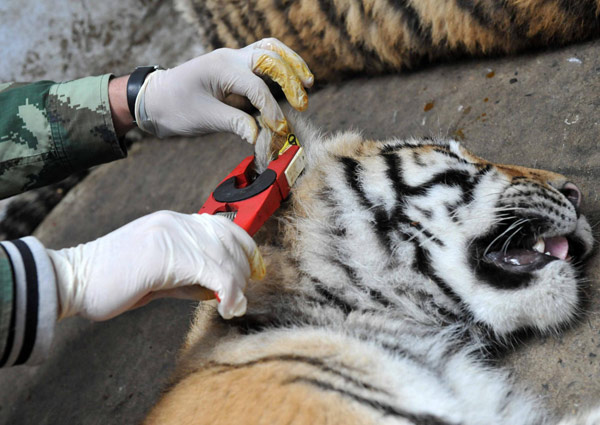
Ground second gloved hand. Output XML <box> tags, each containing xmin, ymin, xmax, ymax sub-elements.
<box><xmin>135</xmin><ymin>38</ymin><xmax>314</xmax><ymax>143</ymax></box>
<box><xmin>47</xmin><ymin>212</ymin><xmax>265</xmax><ymax>321</ymax></box>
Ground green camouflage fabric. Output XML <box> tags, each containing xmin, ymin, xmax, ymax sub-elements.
<box><xmin>0</xmin><ymin>246</ymin><xmax>13</xmax><ymax>364</ymax></box>
<box><xmin>0</xmin><ymin>74</ymin><xmax>126</xmax><ymax>199</ymax></box>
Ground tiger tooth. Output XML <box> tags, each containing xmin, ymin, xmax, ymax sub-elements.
<box><xmin>532</xmin><ymin>237</ymin><xmax>545</xmax><ymax>253</ymax></box>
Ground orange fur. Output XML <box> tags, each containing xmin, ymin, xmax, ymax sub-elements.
<box><xmin>177</xmin><ymin>0</ymin><xmax>600</xmax><ymax>81</ymax></box>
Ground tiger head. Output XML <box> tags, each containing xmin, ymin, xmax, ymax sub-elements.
<box><xmin>252</xmin><ymin>120</ymin><xmax>594</xmax><ymax>340</ymax></box>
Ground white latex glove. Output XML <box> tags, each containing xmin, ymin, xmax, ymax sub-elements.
<box><xmin>47</xmin><ymin>212</ymin><xmax>265</xmax><ymax>321</ymax></box>
<box><xmin>135</xmin><ymin>37</ymin><xmax>314</xmax><ymax>143</ymax></box>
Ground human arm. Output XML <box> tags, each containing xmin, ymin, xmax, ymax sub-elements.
<box><xmin>0</xmin><ymin>76</ymin><xmax>125</xmax><ymax>199</ymax></box>
<box><xmin>0</xmin><ymin>39</ymin><xmax>312</xmax><ymax>199</ymax></box>
<box><xmin>108</xmin><ymin>75</ymin><xmax>136</xmax><ymax>138</ymax></box>
<box><xmin>0</xmin><ymin>211</ymin><xmax>263</xmax><ymax>368</ymax></box>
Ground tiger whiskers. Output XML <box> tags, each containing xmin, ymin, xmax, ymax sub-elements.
<box><xmin>482</xmin><ymin>218</ymin><xmax>530</xmax><ymax>258</ymax></box>
<box><xmin>447</xmin><ymin>211</ymin><xmax>517</xmax><ymax>226</ymax></box>
<box><xmin>447</xmin><ymin>205</ymin><xmax>525</xmax><ymax>223</ymax></box>
<box><xmin>500</xmin><ymin>222</ymin><xmax>527</xmax><ymax>255</ymax></box>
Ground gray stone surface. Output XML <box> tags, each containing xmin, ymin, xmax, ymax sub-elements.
<box><xmin>0</xmin><ymin>0</ymin><xmax>206</xmax><ymax>82</ymax></box>
<box><xmin>1</xmin><ymin>1</ymin><xmax>600</xmax><ymax>423</ymax></box>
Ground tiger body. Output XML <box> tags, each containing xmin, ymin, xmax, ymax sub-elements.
<box><xmin>145</xmin><ymin>120</ymin><xmax>595</xmax><ymax>425</ymax></box>
<box><xmin>147</xmin><ymin>2</ymin><xmax>598</xmax><ymax>423</ymax></box>
<box><xmin>176</xmin><ymin>0</ymin><xmax>600</xmax><ymax>81</ymax></box>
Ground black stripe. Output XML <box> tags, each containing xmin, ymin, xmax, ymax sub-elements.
<box><xmin>310</xmin><ymin>270</ymin><xmax>397</xmax><ymax>318</ymax></box>
<box><xmin>315</xmin><ymin>0</ymin><xmax>383</xmax><ymax>71</ymax></box>
<box><xmin>386</xmin><ymin>0</ymin><xmax>433</xmax><ymax>45</ymax></box>
<box><xmin>383</xmin><ymin>155</ymin><xmax>412</xmax><ymax>219</ymax></box>
<box><xmin>409</xmin><ymin>221</ymin><xmax>444</xmax><ymax>247</ymax></box>
<box><xmin>192</xmin><ymin>2</ymin><xmax>225</xmax><ymax>48</ymax></box>
<box><xmin>345</xmin><ymin>149</ymin><xmax>466</xmax><ymax>252</ymax></box>
<box><xmin>238</xmin><ymin>0</ymin><xmax>261</xmax><ymax>42</ymax></box>
<box><xmin>431</xmin><ymin>147</ymin><xmax>470</xmax><ymax>163</ymax></box>
<box><xmin>380</xmin><ymin>141</ymin><xmax>420</xmax><ymax>155</ymax></box>
<box><xmin>382</xmin><ymin>151</ymin><xmax>435</xmax><ymax>245</ymax></box>
<box><xmin>12</xmin><ymin>240</ymin><xmax>38</xmax><ymax>365</ymax></box>
<box><xmin>272</xmin><ymin>0</ymin><xmax>315</xmax><ymax>54</ymax></box>
<box><xmin>350</xmin><ymin>328</ymin><xmax>443</xmax><ymax>373</ymax></box>
<box><xmin>286</xmin><ymin>377</ymin><xmax>456</xmax><ymax>424</ymax></box>
<box><xmin>340</xmin><ymin>156</ymin><xmax>399</xmax><ymax>251</ymax></box>
<box><xmin>372</xmin><ymin>209</ymin><xmax>397</xmax><ymax>249</ymax></box>
<box><xmin>412</xmin><ymin>241</ymin><xmax>463</xmax><ymax>305</ymax></box>
<box><xmin>341</xmin><ymin>156</ymin><xmax>371</xmax><ymax>209</ymax></box>
<box><xmin>382</xmin><ymin>150</ymin><xmax>427</xmax><ymax>199</ymax></box>
<box><xmin>412</xmin><ymin>150</ymin><xmax>427</xmax><ymax>167</ymax></box>
<box><xmin>209</xmin><ymin>354</ymin><xmax>390</xmax><ymax>395</ymax></box>
<box><xmin>461</xmin><ymin>165</ymin><xmax>491</xmax><ymax>204</ymax></box>
<box><xmin>368</xmin><ymin>288</ymin><xmax>393</xmax><ymax>308</ymax></box>
<box><xmin>314</xmin><ymin>284</ymin><xmax>355</xmax><ymax>315</ymax></box>
<box><xmin>454</xmin><ymin>0</ymin><xmax>506</xmax><ymax>34</ymax></box>
<box><xmin>420</xmin><ymin>170</ymin><xmax>474</xmax><ymax>192</ymax></box>
<box><xmin>455</xmin><ymin>0</ymin><xmax>536</xmax><ymax>42</ymax></box>
<box><xmin>317</xmin><ymin>185</ymin><xmax>339</xmax><ymax>210</ymax></box>
<box><xmin>554</xmin><ymin>0</ymin><xmax>600</xmax><ymax>37</ymax></box>
<box><xmin>216</xmin><ymin>6</ymin><xmax>248</xmax><ymax>48</ymax></box>
<box><xmin>329</xmin><ymin>256</ymin><xmax>361</xmax><ymax>288</ymax></box>
<box><xmin>415</xmin><ymin>206</ymin><xmax>433</xmax><ymax>219</ymax></box>
<box><xmin>340</xmin><ymin>148</ymin><xmax>483</xmax><ymax>307</ymax></box>
<box><xmin>329</xmin><ymin>254</ymin><xmax>397</xmax><ymax>310</ymax></box>
<box><xmin>0</xmin><ymin>245</ymin><xmax>17</xmax><ymax>368</ymax></box>
<box><xmin>401</xmin><ymin>166</ymin><xmax>486</xmax><ymax>214</ymax></box>
<box><xmin>226</xmin><ymin>314</ymin><xmax>268</xmax><ymax>334</ymax></box>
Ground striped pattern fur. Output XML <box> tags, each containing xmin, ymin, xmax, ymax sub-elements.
<box><xmin>145</xmin><ymin>119</ymin><xmax>596</xmax><ymax>424</ymax></box>
<box><xmin>176</xmin><ymin>0</ymin><xmax>600</xmax><ymax>81</ymax></box>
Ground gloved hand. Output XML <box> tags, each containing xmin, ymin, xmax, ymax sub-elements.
<box><xmin>47</xmin><ymin>212</ymin><xmax>265</xmax><ymax>321</ymax></box>
<box><xmin>135</xmin><ymin>37</ymin><xmax>314</xmax><ymax>143</ymax></box>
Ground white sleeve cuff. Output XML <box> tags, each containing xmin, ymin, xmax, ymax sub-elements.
<box><xmin>0</xmin><ymin>236</ymin><xmax>57</xmax><ymax>367</ymax></box>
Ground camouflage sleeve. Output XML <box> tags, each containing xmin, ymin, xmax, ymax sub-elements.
<box><xmin>0</xmin><ymin>75</ymin><xmax>127</xmax><ymax>199</ymax></box>
<box><xmin>0</xmin><ymin>237</ymin><xmax>58</xmax><ymax>368</ymax></box>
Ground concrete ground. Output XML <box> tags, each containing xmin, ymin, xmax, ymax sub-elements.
<box><xmin>1</xmin><ymin>1</ymin><xmax>600</xmax><ymax>423</ymax></box>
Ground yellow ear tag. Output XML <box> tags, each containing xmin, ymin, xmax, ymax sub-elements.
<box><xmin>278</xmin><ymin>133</ymin><xmax>301</xmax><ymax>156</ymax></box>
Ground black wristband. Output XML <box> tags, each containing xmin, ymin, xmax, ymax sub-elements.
<box><xmin>126</xmin><ymin>66</ymin><xmax>161</xmax><ymax>123</ymax></box>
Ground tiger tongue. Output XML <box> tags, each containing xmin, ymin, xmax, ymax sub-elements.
<box><xmin>543</xmin><ymin>236</ymin><xmax>569</xmax><ymax>260</ymax></box>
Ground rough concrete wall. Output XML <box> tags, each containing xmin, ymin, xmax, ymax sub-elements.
<box><xmin>0</xmin><ymin>0</ymin><xmax>205</xmax><ymax>82</ymax></box>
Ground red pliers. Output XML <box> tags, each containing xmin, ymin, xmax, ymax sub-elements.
<box><xmin>199</xmin><ymin>134</ymin><xmax>305</xmax><ymax>236</ymax></box>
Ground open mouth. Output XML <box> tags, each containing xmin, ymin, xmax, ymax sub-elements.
<box><xmin>484</xmin><ymin>235</ymin><xmax>570</xmax><ymax>273</ymax></box>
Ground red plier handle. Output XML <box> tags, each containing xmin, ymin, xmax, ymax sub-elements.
<box><xmin>199</xmin><ymin>134</ymin><xmax>305</xmax><ymax>236</ymax></box>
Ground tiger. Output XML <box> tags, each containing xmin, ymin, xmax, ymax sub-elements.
<box><xmin>143</xmin><ymin>118</ymin><xmax>597</xmax><ymax>425</ymax></box>
<box><xmin>175</xmin><ymin>0</ymin><xmax>600</xmax><ymax>82</ymax></box>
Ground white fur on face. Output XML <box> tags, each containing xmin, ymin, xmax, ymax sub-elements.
<box><xmin>282</xmin><ymin>121</ymin><xmax>593</xmax><ymax>337</ymax></box>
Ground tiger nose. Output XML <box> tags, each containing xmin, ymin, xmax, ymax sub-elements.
<box><xmin>560</xmin><ymin>182</ymin><xmax>582</xmax><ymax>211</ymax></box>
